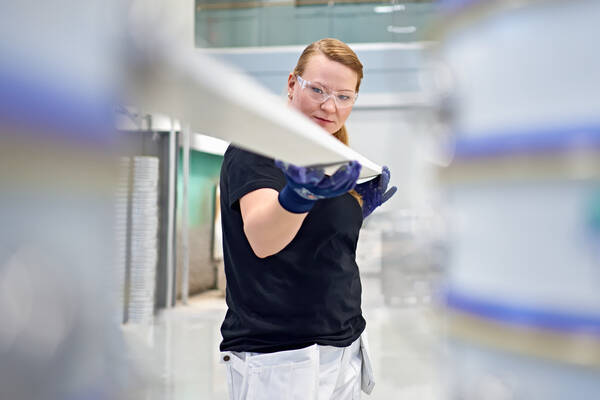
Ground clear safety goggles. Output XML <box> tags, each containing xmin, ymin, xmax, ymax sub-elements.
<box><xmin>296</xmin><ymin>75</ymin><xmax>358</xmax><ymax>109</ymax></box>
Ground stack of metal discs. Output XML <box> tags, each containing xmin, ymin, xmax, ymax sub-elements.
<box><xmin>113</xmin><ymin>157</ymin><xmax>131</xmax><ymax>324</ymax></box>
<box><xmin>127</xmin><ymin>156</ymin><xmax>160</xmax><ymax>324</ymax></box>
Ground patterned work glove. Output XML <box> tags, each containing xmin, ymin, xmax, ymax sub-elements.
<box><xmin>275</xmin><ymin>160</ymin><xmax>362</xmax><ymax>213</ymax></box>
<box><xmin>355</xmin><ymin>166</ymin><xmax>397</xmax><ymax>219</ymax></box>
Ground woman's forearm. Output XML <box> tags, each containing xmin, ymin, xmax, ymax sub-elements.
<box><xmin>240</xmin><ymin>188</ymin><xmax>308</xmax><ymax>258</ymax></box>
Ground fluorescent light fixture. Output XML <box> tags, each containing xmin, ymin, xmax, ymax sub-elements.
<box><xmin>374</xmin><ymin>4</ymin><xmax>406</xmax><ymax>13</ymax></box>
<box><xmin>387</xmin><ymin>25</ymin><xmax>417</xmax><ymax>34</ymax></box>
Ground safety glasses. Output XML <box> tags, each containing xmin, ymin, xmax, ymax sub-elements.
<box><xmin>296</xmin><ymin>75</ymin><xmax>358</xmax><ymax>109</ymax></box>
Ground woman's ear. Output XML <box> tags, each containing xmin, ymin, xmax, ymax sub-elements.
<box><xmin>287</xmin><ymin>73</ymin><xmax>296</xmax><ymax>98</ymax></box>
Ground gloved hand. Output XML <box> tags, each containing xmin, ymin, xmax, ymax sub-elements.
<box><xmin>275</xmin><ymin>160</ymin><xmax>362</xmax><ymax>213</ymax></box>
<box><xmin>355</xmin><ymin>166</ymin><xmax>397</xmax><ymax>219</ymax></box>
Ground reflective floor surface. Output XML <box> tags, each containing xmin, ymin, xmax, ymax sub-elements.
<box><xmin>121</xmin><ymin>272</ymin><xmax>444</xmax><ymax>400</ymax></box>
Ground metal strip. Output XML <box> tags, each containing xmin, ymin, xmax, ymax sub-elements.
<box><xmin>181</xmin><ymin>123</ymin><xmax>190</xmax><ymax>305</ymax></box>
<box><xmin>166</xmin><ymin>120</ymin><xmax>176</xmax><ymax>308</ymax></box>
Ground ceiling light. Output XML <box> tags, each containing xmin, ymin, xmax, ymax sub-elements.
<box><xmin>374</xmin><ymin>4</ymin><xmax>406</xmax><ymax>14</ymax></box>
<box><xmin>387</xmin><ymin>25</ymin><xmax>417</xmax><ymax>34</ymax></box>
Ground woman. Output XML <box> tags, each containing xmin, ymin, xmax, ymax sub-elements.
<box><xmin>219</xmin><ymin>38</ymin><xmax>396</xmax><ymax>400</ymax></box>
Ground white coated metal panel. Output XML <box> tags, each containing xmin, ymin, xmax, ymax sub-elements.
<box><xmin>125</xmin><ymin>46</ymin><xmax>382</xmax><ymax>179</ymax></box>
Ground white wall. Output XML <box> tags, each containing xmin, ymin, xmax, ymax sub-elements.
<box><xmin>347</xmin><ymin>108</ymin><xmax>440</xmax><ymax>211</ymax></box>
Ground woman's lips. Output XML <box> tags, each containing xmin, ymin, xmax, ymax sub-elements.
<box><xmin>313</xmin><ymin>116</ymin><xmax>333</xmax><ymax>124</ymax></box>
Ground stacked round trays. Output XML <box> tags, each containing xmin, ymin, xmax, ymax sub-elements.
<box><xmin>114</xmin><ymin>157</ymin><xmax>131</xmax><ymax>324</ymax></box>
<box><xmin>433</xmin><ymin>0</ymin><xmax>600</xmax><ymax>397</ymax></box>
<box><xmin>127</xmin><ymin>156</ymin><xmax>160</xmax><ymax>324</ymax></box>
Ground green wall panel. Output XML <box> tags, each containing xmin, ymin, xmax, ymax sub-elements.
<box><xmin>177</xmin><ymin>150</ymin><xmax>224</xmax><ymax>228</ymax></box>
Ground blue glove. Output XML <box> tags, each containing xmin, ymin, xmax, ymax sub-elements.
<box><xmin>275</xmin><ymin>160</ymin><xmax>362</xmax><ymax>213</ymax></box>
<box><xmin>355</xmin><ymin>166</ymin><xmax>397</xmax><ymax>219</ymax></box>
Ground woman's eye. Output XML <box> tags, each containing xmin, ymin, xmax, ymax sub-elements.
<box><xmin>311</xmin><ymin>86</ymin><xmax>324</xmax><ymax>94</ymax></box>
<box><xmin>338</xmin><ymin>95</ymin><xmax>350</xmax><ymax>101</ymax></box>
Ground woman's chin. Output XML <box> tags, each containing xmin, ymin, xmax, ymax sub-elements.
<box><xmin>322</xmin><ymin>124</ymin><xmax>339</xmax><ymax>134</ymax></box>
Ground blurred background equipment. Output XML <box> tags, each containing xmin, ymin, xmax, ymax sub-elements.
<box><xmin>432</xmin><ymin>0</ymin><xmax>600</xmax><ymax>397</ymax></box>
<box><xmin>116</xmin><ymin>115</ymin><xmax>180</xmax><ymax>315</ymax></box>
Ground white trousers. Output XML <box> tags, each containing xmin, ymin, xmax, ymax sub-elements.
<box><xmin>221</xmin><ymin>333</ymin><xmax>375</xmax><ymax>400</ymax></box>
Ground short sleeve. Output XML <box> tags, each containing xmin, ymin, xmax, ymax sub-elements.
<box><xmin>224</xmin><ymin>146</ymin><xmax>286</xmax><ymax>210</ymax></box>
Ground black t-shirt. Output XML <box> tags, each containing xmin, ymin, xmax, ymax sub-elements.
<box><xmin>219</xmin><ymin>146</ymin><xmax>366</xmax><ymax>353</ymax></box>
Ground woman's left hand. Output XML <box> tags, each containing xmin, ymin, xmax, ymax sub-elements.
<box><xmin>355</xmin><ymin>166</ymin><xmax>397</xmax><ymax>219</ymax></box>
<box><xmin>275</xmin><ymin>160</ymin><xmax>361</xmax><ymax>213</ymax></box>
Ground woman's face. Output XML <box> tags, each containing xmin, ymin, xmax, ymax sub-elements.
<box><xmin>288</xmin><ymin>54</ymin><xmax>358</xmax><ymax>135</ymax></box>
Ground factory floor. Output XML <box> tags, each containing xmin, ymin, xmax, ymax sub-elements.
<box><xmin>122</xmin><ymin>273</ymin><xmax>444</xmax><ymax>400</ymax></box>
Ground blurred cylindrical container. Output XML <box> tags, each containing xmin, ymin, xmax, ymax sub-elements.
<box><xmin>437</xmin><ymin>0</ymin><xmax>600</xmax><ymax>138</ymax></box>
<box><xmin>0</xmin><ymin>1</ymin><xmax>130</xmax><ymax>399</ymax></box>
<box><xmin>0</xmin><ymin>91</ymin><xmax>124</xmax><ymax>400</ymax></box>
<box><xmin>431</xmin><ymin>0</ymin><xmax>600</xmax><ymax>398</ymax></box>
<box><xmin>445</xmin><ymin>336</ymin><xmax>600</xmax><ymax>400</ymax></box>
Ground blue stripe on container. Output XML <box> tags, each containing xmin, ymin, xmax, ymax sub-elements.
<box><xmin>444</xmin><ymin>289</ymin><xmax>600</xmax><ymax>335</ymax></box>
<box><xmin>0</xmin><ymin>68</ymin><xmax>115</xmax><ymax>146</ymax></box>
<box><xmin>452</xmin><ymin>127</ymin><xmax>600</xmax><ymax>159</ymax></box>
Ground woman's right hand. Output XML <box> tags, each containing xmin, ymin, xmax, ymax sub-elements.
<box><xmin>240</xmin><ymin>160</ymin><xmax>361</xmax><ymax>258</ymax></box>
<box><xmin>275</xmin><ymin>160</ymin><xmax>362</xmax><ymax>213</ymax></box>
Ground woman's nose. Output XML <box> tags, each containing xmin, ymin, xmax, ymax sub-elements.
<box><xmin>320</xmin><ymin>96</ymin><xmax>337</xmax><ymax>112</ymax></box>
